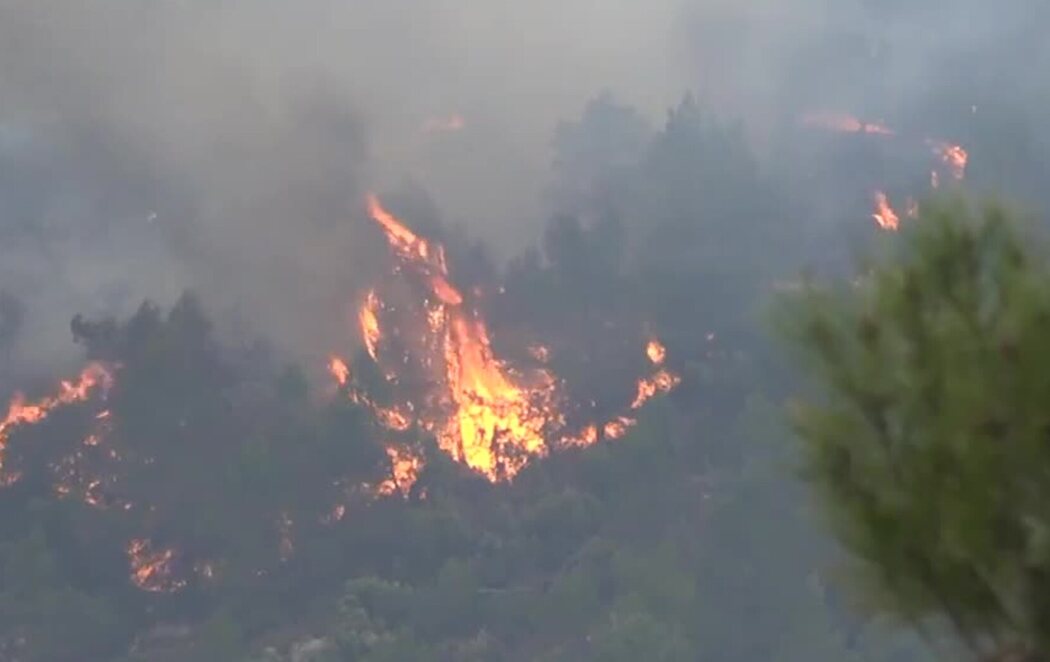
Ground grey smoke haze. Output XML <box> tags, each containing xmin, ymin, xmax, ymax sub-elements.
<box><xmin>0</xmin><ymin>0</ymin><xmax>1046</xmax><ymax>371</ymax></box>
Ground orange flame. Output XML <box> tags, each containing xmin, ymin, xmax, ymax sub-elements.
<box><xmin>801</xmin><ymin>111</ymin><xmax>895</xmax><ymax>136</ymax></box>
<box><xmin>565</xmin><ymin>423</ymin><xmax>598</xmax><ymax>448</ymax></box>
<box><xmin>127</xmin><ymin>539</ymin><xmax>185</xmax><ymax>593</ymax></box>
<box><xmin>0</xmin><ymin>362</ymin><xmax>114</xmax><ymax>484</ymax></box>
<box><xmin>343</xmin><ymin>195</ymin><xmax>681</xmax><ymax>482</ymax></box>
<box><xmin>376</xmin><ymin>446</ymin><xmax>423</xmax><ymax>497</ymax></box>
<box><xmin>631</xmin><ymin>369</ymin><xmax>682</xmax><ymax>410</ymax></box>
<box><xmin>366</xmin><ymin>194</ymin><xmax>433</xmax><ymax>263</ymax></box>
<box><xmin>363</xmin><ymin>196</ymin><xmax>559</xmax><ymax>481</ymax></box>
<box><xmin>375</xmin><ymin>405</ymin><xmax>412</xmax><ymax>432</ymax></box>
<box><xmin>603</xmin><ymin>416</ymin><xmax>636</xmax><ymax>440</ymax></box>
<box><xmin>430</xmin><ymin>275</ymin><xmax>464</xmax><ymax>306</ymax></box>
<box><xmin>928</xmin><ymin>140</ymin><xmax>968</xmax><ymax>180</ymax></box>
<box><xmin>646</xmin><ymin>338</ymin><xmax>667</xmax><ymax>365</ymax></box>
<box><xmin>527</xmin><ymin>344</ymin><xmax>551</xmax><ymax>363</ymax></box>
<box><xmin>328</xmin><ymin>355</ymin><xmax>350</xmax><ymax>387</ymax></box>
<box><xmin>358</xmin><ymin>290</ymin><xmax>382</xmax><ymax>361</ymax></box>
<box><xmin>872</xmin><ymin>191</ymin><xmax>901</xmax><ymax>231</ymax></box>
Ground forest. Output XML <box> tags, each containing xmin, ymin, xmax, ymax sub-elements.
<box><xmin>1</xmin><ymin>2</ymin><xmax>1049</xmax><ymax>661</ymax></box>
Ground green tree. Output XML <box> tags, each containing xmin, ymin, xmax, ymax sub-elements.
<box><xmin>780</xmin><ymin>197</ymin><xmax>1050</xmax><ymax>660</ymax></box>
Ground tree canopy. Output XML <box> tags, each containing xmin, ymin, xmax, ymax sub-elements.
<box><xmin>781</xmin><ymin>197</ymin><xmax>1050</xmax><ymax>661</ymax></box>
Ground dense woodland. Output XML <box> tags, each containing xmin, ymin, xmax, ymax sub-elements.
<box><xmin>1</xmin><ymin>11</ymin><xmax>1050</xmax><ymax>655</ymax></box>
<box><xmin>0</xmin><ymin>97</ymin><xmax>900</xmax><ymax>661</ymax></box>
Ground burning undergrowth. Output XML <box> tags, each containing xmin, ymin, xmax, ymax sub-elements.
<box><xmin>329</xmin><ymin>194</ymin><xmax>680</xmax><ymax>485</ymax></box>
<box><xmin>0</xmin><ymin>195</ymin><xmax>681</xmax><ymax>595</ymax></box>
<box><xmin>801</xmin><ymin>110</ymin><xmax>970</xmax><ymax>231</ymax></box>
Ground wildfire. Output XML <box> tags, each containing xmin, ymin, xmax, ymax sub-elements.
<box><xmin>801</xmin><ymin>111</ymin><xmax>970</xmax><ymax>182</ymax></box>
<box><xmin>800</xmin><ymin>110</ymin><xmax>971</xmax><ymax>222</ymax></box>
<box><xmin>927</xmin><ymin>139</ymin><xmax>968</xmax><ymax>180</ymax></box>
<box><xmin>328</xmin><ymin>355</ymin><xmax>350</xmax><ymax>387</ymax></box>
<box><xmin>801</xmin><ymin>111</ymin><xmax>895</xmax><ymax>136</ymax></box>
<box><xmin>528</xmin><ymin>344</ymin><xmax>551</xmax><ymax>363</ymax></box>
<box><xmin>127</xmin><ymin>539</ymin><xmax>185</xmax><ymax>593</ymax></box>
<box><xmin>646</xmin><ymin>338</ymin><xmax>667</xmax><ymax>365</ymax></box>
<box><xmin>366</xmin><ymin>193</ymin><xmax>435</xmax><ymax>263</ymax></box>
<box><xmin>872</xmin><ymin>191</ymin><xmax>901</xmax><ymax>231</ymax></box>
<box><xmin>336</xmin><ymin>195</ymin><xmax>681</xmax><ymax>482</ymax></box>
<box><xmin>0</xmin><ymin>362</ymin><xmax>114</xmax><ymax>484</ymax></box>
<box><xmin>376</xmin><ymin>446</ymin><xmax>423</xmax><ymax>497</ymax></box>
<box><xmin>603</xmin><ymin>416</ymin><xmax>635</xmax><ymax>440</ymax></box>
<box><xmin>358</xmin><ymin>290</ymin><xmax>382</xmax><ymax>361</ymax></box>
<box><xmin>566</xmin><ymin>424</ymin><xmax>598</xmax><ymax>448</ymax></box>
<box><xmin>355</xmin><ymin>195</ymin><xmax>561</xmax><ymax>481</ymax></box>
<box><xmin>631</xmin><ymin>369</ymin><xmax>682</xmax><ymax>410</ymax></box>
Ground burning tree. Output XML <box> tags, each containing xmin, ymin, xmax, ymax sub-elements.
<box><xmin>328</xmin><ymin>194</ymin><xmax>680</xmax><ymax>485</ymax></box>
<box><xmin>780</xmin><ymin>197</ymin><xmax>1050</xmax><ymax>661</ymax></box>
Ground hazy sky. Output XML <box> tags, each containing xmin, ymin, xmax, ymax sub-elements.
<box><xmin>0</xmin><ymin>0</ymin><xmax>1045</xmax><ymax>370</ymax></box>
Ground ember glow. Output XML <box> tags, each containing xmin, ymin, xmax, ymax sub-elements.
<box><xmin>328</xmin><ymin>355</ymin><xmax>350</xmax><ymax>387</ymax></box>
<box><xmin>127</xmin><ymin>538</ymin><xmax>185</xmax><ymax>593</ymax></box>
<box><xmin>334</xmin><ymin>195</ymin><xmax>681</xmax><ymax>483</ymax></box>
<box><xmin>603</xmin><ymin>416</ymin><xmax>635</xmax><ymax>440</ymax></box>
<box><xmin>376</xmin><ymin>446</ymin><xmax>423</xmax><ymax>497</ymax></box>
<box><xmin>630</xmin><ymin>340</ymin><xmax>682</xmax><ymax>410</ymax></box>
<box><xmin>800</xmin><ymin>110</ymin><xmax>971</xmax><ymax>226</ymax></box>
<box><xmin>872</xmin><ymin>191</ymin><xmax>901</xmax><ymax>231</ymax></box>
<box><xmin>631</xmin><ymin>369</ymin><xmax>682</xmax><ymax>410</ymax></box>
<box><xmin>358</xmin><ymin>289</ymin><xmax>382</xmax><ymax>362</ymax></box>
<box><xmin>528</xmin><ymin>344</ymin><xmax>551</xmax><ymax>363</ymax></box>
<box><xmin>801</xmin><ymin>112</ymin><xmax>969</xmax><ymax>182</ymax></box>
<box><xmin>927</xmin><ymin>139</ymin><xmax>968</xmax><ymax>180</ymax></box>
<box><xmin>0</xmin><ymin>362</ymin><xmax>114</xmax><ymax>484</ymax></box>
<box><xmin>646</xmin><ymin>338</ymin><xmax>667</xmax><ymax>365</ymax></box>
<box><xmin>801</xmin><ymin>111</ymin><xmax>895</xmax><ymax>136</ymax></box>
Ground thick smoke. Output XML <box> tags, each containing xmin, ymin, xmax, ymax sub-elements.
<box><xmin>1</xmin><ymin>0</ymin><xmax>1048</xmax><ymax>374</ymax></box>
<box><xmin>681</xmin><ymin>0</ymin><xmax>1050</xmax><ymax>205</ymax></box>
<box><xmin>0</xmin><ymin>4</ymin><xmax>379</xmax><ymax>372</ymax></box>
<box><xmin>0</xmin><ymin>1</ymin><xmax>691</xmax><ymax>375</ymax></box>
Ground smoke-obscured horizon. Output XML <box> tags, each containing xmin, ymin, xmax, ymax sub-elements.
<box><xmin>1</xmin><ymin>0</ymin><xmax>1047</xmax><ymax>376</ymax></box>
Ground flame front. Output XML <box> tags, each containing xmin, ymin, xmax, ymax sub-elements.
<box><xmin>630</xmin><ymin>341</ymin><xmax>681</xmax><ymax>410</ymax></box>
<box><xmin>328</xmin><ymin>356</ymin><xmax>350</xmax><ymax>387</ymax></box>
<box><xmin>0</xmin><ymin>362</ymin><xmax>114</xmax><ymax>484</ymax></box>
<box><xmin>337</xmin><ymin>195</ymin><xmax>680</xmax><ymax>483</ymax></box>
<box><xmin>801</xmin><ymin>111</ymin><xmax>895</xmax><ymax>136</ymax></box>
<box><xmin>127</xmin><ymin>539</ymin><xmax>185</xmax><ymax>593</ymax></box>
<box><xmin>358</xmin><ymin>290</ymin><xmax>382</xmax><ymax>361</ymax></box>
<box><xmin>872</xmin><ymin>191</ymin><xmax>901</xmax><ymax>231</ymax></box>
<box><xmin>800</xmin><ymin>110</ymin><xmax>971</xmax><ymax>226</ymax></box>
<box><xmin>362</xmin><ymin>195</ymin><xmax>557</xmax><ymax>480</ymax></box>
<box><xmin>646</xmin><ymin>338</ymin><xmax>667</xmax><ymax>365</ymax></box>
<box><xmin>928</xmin><ymin>140</ymin><xmax>968</xmax><ymax>180</ymax></box>
<box><xmin>377</xmin><ymin>446</ymin><xmax>423</xmax><ymax>497</ymax></box>
<box><xmin>631</xmin><ymin>369</ymin><xmax>682</xmax><ymax>410</ymax></box>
